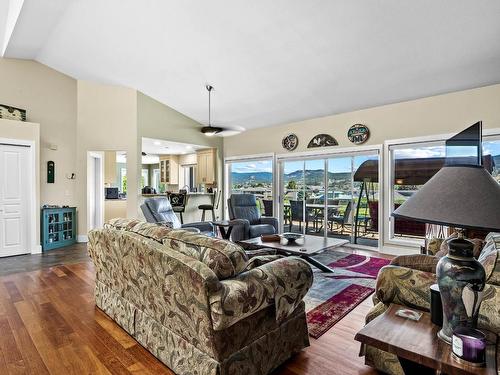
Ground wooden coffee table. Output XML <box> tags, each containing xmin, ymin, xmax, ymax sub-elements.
<box><xmin>355</xmin><ymin>304</ymin><xmax>498</xmax><ymax>375</ymax></box>
<box><xmin>240</xmin><ymin>235</ymin><xmax>349</xmax><ymax>273</ymax></box>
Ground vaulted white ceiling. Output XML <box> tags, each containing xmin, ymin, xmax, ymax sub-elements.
<box><xmin>3</xmin><ymin>0</ymin><xmax>500</xmax><ymax>132</ymax></box>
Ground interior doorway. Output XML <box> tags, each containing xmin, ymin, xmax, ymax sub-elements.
<box><xmin>87</xmin><ymin>151</ymin><xmax>104</xmax><ymax>232</ymax></box>
<box><xmin>0</xmin><ymin>143</ymin><xmax>31</xmax><ymax>257</ymax></box>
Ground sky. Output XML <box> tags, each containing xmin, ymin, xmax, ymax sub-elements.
<box><xmin>230</xmin><ymin>141</ymin><xmax>500</xmax><ymax>174</ymax></box>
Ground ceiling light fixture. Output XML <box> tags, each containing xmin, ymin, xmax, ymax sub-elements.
<box><xmin>201</xmin><ymin>85</ymin><xmax>223</xmax><ymax>136</ymax></box>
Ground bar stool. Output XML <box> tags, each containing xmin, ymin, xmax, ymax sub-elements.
<box><xmin>168</xmin><ymin>192</ymin><xmax>187</xmax><ymax>224</ymax></box>
<box><xmin>199</xmin><ymin>190</ymin><xmax>220</xmax><ymax>221</ymax></box>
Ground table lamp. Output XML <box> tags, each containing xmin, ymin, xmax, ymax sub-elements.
<box><xmin>392</xmin><ymin>122</ymin><xmax>500</xmax><ymax>344</ymax></box>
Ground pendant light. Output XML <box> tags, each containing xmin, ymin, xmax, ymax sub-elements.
<box><xmin>201</xmin><ymin>85</ymin><xmax>223</xmax><ymax>136</ymax></box>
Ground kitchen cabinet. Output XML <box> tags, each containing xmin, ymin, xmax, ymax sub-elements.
<box><xmin>160</xmin><ymin>155</ymin><xmax>179</xmax><ymax>184</ymax></box>
<box><xmin>196</xmin><ymin>148</ymin><xmax>217</xmax><ymax>185</ymax></box>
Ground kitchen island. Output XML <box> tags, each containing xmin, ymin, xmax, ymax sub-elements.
<box><xmin>138</xmin><ymin>192</ymin><xmax>217</xmax><ymax>224</ymax></box>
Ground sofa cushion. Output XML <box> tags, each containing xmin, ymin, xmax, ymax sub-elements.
<box><xmin>106</xmin><ymin>219</ymin><xmax>248</xmax><ymax>280</ymax></box>
<box><xmin>209</xmin><ymin>256</ymin><xmax>313</xmax><ymax>330</ymax></box>
<box><xmin>163</xmin><ymin>230</ymin><xmax>248</xmax><ymax>280</ymax></box>
<box><xmin>105</xmin><ymin>217</ymin><xmax>143</xmax><ymax>231</ymax></box>
<box><xmin>107</xmin><ymin>218</ymin><xmax>174</xmax><ymax>241</ymax></box>
<box><xmin>478</xmin><ymin>233</ymin><xmax>500</xmax><ymax>285</ymax></box>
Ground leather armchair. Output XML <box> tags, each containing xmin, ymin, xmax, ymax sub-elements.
<box><xmin>141</xmin><ymin>197</ymin><xmax>214</xmax><ymax>235</ymax></box>
<box><xmin>227</xmin><ymin>194</ymin><xmax>278</xmax><ymax>242</ymax></box>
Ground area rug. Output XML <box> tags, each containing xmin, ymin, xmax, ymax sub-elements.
<box><xmin>304</xmin><ymin>250</ymin><xmax>391</xmax><ymax>339</ymax></box>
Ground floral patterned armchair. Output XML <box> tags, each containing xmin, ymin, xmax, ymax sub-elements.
<box><xmin>361</xmin><ymin>232</ymin><xmax>500</xmax><ymax>375</ymax></box>
<box><xmin>88</xmin><ymin>218</ymin><xmax>313</xmax><ymax>375</ymax></box>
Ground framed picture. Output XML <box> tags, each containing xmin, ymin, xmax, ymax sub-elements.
<box><xmin>348</xmin><ymin>124</ymin><xmax>369</xmax><ymax>144</ymax></box>
<box><xmin>282</xmin><ymin>133</ymin><xmax>299</xmax><ymax>151</ymax></box>
<box><xmin>0</xmin><ymin>104</ymin><xmax>27</xmax><ymax>121</ymax></box>
<box><xmin>307</xmin><ymin>134</ymin><xmax>338</xmax><ymax>148</ymax></box>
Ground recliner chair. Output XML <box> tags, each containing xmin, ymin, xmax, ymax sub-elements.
<box><xmin>141</xmin><ymin>197</ymin><xmax>214</xmax><ymax>235</ymax></box>
<box><xmin>228</xmin><ymin>194</ymin><xmax>279</xmax><ymax>242</ymax></box>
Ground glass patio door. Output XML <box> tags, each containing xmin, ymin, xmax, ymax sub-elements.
<box><xmin>327</xmin><ymin>156</ymin><xmax>354</xmax><ymax>243</ymax></box>
<box><xmin>326</xmin><ymin>154</ymin><xmax>379</xmax><ymax>247</ymax></box>
<box><xmin>281</xmin><ymin>160</ymin><xmax>304</xmax><ymax>234</ymax></box>
<box><xmin>279</xmin><ymin>150</ymin><xmax>379</xmax><ymax>248</ymax></box>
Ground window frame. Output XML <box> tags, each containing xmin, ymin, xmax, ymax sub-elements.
<box><xmin>224</xmin><ymin>153</ymin><xmax>276</xmax><ymax>218</ymax></box>
<box><xmin>383</xmin><ymin>128</ymin><xmax>500</xmax><ymax>248</ymax></box>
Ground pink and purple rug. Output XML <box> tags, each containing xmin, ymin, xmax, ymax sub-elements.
<box><xmin>305</xmin><ymin>250</ymin><xmax>390</xmax><ymax>339</ymax></box>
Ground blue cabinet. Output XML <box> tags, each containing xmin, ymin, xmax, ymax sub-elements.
<box><xmin>41</xmin><ymin>207</ymin><xmax>77</xmax><ymax>251</ymax></box>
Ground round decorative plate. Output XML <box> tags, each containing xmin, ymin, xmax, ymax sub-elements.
<box><xmin>282</xmin><ymin>133</ymin><xmax>299</xmax><ymax>151</ymax></box>
<box><xmin>347</xmin><ymin>124</ymin><xmax>370</xmax><ymax>144</ymax></box>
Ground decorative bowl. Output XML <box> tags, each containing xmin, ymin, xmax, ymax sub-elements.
<box><xmin>280</xmin><ymin>233</ymin><xmax>305</xmax><ymax>245</ymax></box>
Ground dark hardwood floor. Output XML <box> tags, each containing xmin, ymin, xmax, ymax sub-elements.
<box><xmin>0</xmin><ymin>244</ymin><xmax>388</xmax><ymax>374</ymax></box>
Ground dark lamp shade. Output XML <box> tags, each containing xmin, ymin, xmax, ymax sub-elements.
<box><xmin>392</xmin><ymin>165</ymin><xmax>500</xmax><ymax>232</ymax></box>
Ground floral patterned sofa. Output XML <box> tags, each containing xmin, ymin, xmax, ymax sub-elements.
<box><xmin>88</xmin><ymin>218</ymin><xmax>313</xmax><ymax>375</ymax></box>
<box><xmin>361</xmin><ymin>232</ymin><xmax>500</xmax><ymax>375</ymax></box>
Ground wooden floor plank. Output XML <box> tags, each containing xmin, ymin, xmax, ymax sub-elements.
<box><xmin>0</xmin><ymin>243</ymin><xmax>386</xmax><ymax>375</ymax></box>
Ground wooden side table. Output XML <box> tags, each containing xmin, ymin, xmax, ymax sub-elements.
<box><xmin>211</xmin><ymin>220</ymin><xmax>234</xmax><ymax>240</ymax></box>
<box><xmin>355</xmin><ymin>304</ymin><xmax>497</xmax><ymax>375</ymax></box>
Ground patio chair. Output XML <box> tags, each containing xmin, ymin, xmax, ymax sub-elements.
<box><xmin>328</xmin><ymin>201</ymin><xmax>352</xmax><ymax>234</ymax></box>
<box><xmin>262</xmin><ymin>199</ymin><xmax>273</xmax><ymax>217</ymax></box>
<box><xmin>289</xmin><ymin>200</ymin><xmax>316</xmax><ymax>233</ymax></box>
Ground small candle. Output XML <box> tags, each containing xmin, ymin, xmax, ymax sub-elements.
<box><xmin>452</xmin><ymin>327</ymin><xmax>486</xmax><ymax>366</ymax></box>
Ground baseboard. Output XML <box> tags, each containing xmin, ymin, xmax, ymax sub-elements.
<box><xmin>31</xmin><ymin>244</ymin><xmax>42</xmax><ymax>254</ymax></box>
<box><xmin>77</xmin><ymin>235</ymin><xmax>88</xmax><ymax>243</ymax></box>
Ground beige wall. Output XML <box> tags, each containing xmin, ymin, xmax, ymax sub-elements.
<box><xmin>224</xmin><ymin>84</ymin><xmax>500</xmax><ymax>157</ymax></box>
<box><xmin>76</xmin><ymin>80</ymin><xmax>138</xmax><ymax>236</ymax></box>
<box><xmin>137</xmin><ymin>92</ymin><xmax>224</xmax><ymax>217</ymax></box>
<box><xmin>0</xmin><ymin>58</ymin><xmax>77</xmax><ymax>205</ymax></box>
<box><xmin>0</xmin><ymin>119</ymin><xmax>41</xmax><ymax>252</ymax></box>
<box><xmin>0</xmin><ymin>59</ymin><xmax>222</xmax><ymax>240</ymax></box>
<box><xmin>104</xmin><ymin>151</ymin><xmax>117</xmax><ymax>186</ymax></box>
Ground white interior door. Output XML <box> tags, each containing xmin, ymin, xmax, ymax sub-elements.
<box><xmin>0</xmin><ymin>144</ymin><xmax>30</xmax><ymax>257</ymax></box>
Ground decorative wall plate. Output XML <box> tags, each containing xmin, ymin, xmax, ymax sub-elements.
<box><xmin>307</xmin><ymin>134</ymin><xmax>338</xmax><ymax>148</ymax></box>
<box><xmin>282</xmin><ymin>133</ymin><xmax>299</xmax><ymax>151</ymax></box>
<box><xmin>348</xmin><ymin>124</ymin><xmax>370</xmax><ymax>144</ymax></box>
<box><xmin>0</xmin><ymin>104</ymin><xmax>26</xmax><ymax>121</ymax></box>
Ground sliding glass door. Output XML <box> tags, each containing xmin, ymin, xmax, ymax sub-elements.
<box><xmin>279</xmin><ymin>150</ymin><xmax>379</xmax><ymax>248</ymax></box>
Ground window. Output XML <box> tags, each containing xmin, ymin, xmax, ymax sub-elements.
<box><xmin>120</xmin><ymin>168</ymin><xmax>127</xmax><ymax>194</ymax></box>
<box><xmin>483</xmin><ymin>135</ymin><xmax>500</xmax><ymax>185</ymax></box>
<box><xmin>182</xmin><ymin>165</ymin><xmax>197</xmax><ymax>191</ymax></box>
<box><xmin>387</xmin><ymin>141</ymin><xmax>445</xmax><ymax>244</ymax></box>
<box><xmin>152</xmin><ymin>168</ymin><xmax>160</xmax><ymax>192</ymax></box>
<box><xmin>141</xmin><ymin>169</ymin><xmax>149</xmax><ymax>188</ymax></box>
<box><xmin>226</xmin><ymin>158</ymin><xmax>273</xmax><ymax>216</ymax></box>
